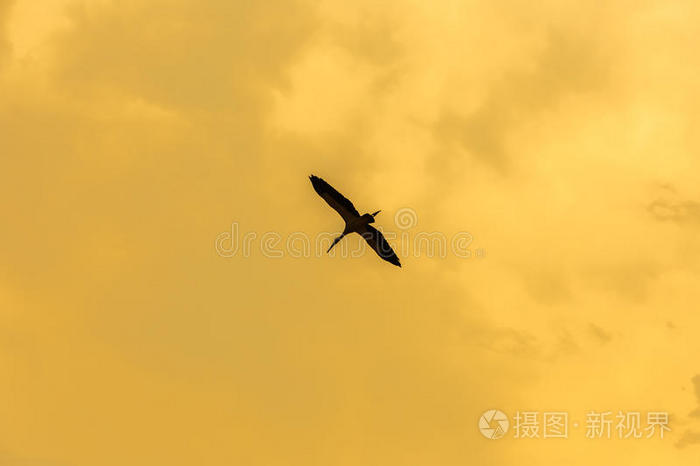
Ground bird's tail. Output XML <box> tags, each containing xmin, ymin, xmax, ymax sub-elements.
<box><xmin>327</xmin><ymin>234</ymin><xmax>345</xmax><ymax>253</ymax></box>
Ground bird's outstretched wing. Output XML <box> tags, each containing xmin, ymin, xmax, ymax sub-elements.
<box><xmin>309</xmin><ymin>175</ymin><xmax>360</xmax><ymax>223</ymax></box>
<box><xmin>359</xmin><ymin>225</ymin><xmax>401</xmax><ymax>267</ymax></box>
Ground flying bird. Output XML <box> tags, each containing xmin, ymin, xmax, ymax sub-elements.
<box><xmin>309</xmin><ymin>175</ymin><xmax>401</xmax><ymax>267</ymax></box>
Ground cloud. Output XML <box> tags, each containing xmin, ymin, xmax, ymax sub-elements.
<box><xmin>676</xmin><ymin>430</ymin><xmax>700</xmax><ymax>449</ymax></box>
<box><xmin>0</xmin><ymin>455</ymin><xmax>67</xmax><ymax>466</ymax></box>
<box><xmin>690</xmin><ymin>374</ymin><xmax>700</xmax><ymax>418</ymax></box>
<box><xmin>648</xmin><ymin>198</ymin><xmax>700</xmax><ymax>225</ymax></box>
<box><xmin>4</xmin><ymin>1</ymin><xmax>700</xmax><ymax>465</ymax></box>
<box><xmin>675</xmin><ymin>375</ymin><xmax>700</xmax><ymax>449</ymax></box>
<box><xmin>0</xmin><ymin>0</ymin><xmax>15</xmax><ymax>65</ymax></box>
<box><xmin>588</xmin><ymin>323</ymin><xmax>612</xmax><ymax>344</ymax></box>
<box><xmin>434</xmin><ymin>28</ymin><xmax>610</xmax><ymax>173</ymax></box>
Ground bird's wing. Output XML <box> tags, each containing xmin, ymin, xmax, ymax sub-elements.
<box><xmin>309</xmin><ymin>175</ymin><xmax>360</xmax><ymax>223</ymax></box>
<box><xmin>359</xmin><ymin>225</ymin><xmax>401</xmax><ymax>267</ymax></box>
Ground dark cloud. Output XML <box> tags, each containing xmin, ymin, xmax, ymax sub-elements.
<box><xmin>588</xmin><ymin>323</ymin><xmax>612</xmax><ymax>344</ymax></box>
<box><xmin>648</xmin><ymin>198</ymin><xmax>700</xmax><ymax>225</ymax></box>
<box><xmin>676</xmin><ymin>430</ymin><xmax>700</xmax><ymax>449</ymax></box>
<box><xmin>690</xmin><ymin>374</ymin><xmax>700</xmax><ymax>418</ymax></box>
<box><xmin>676</xmin><ymin>375</ymin><xmax>700</xmax><ymax>448</ymax></box>
<box><xmin>554</xmin><ymin>329</ymin><xmax>580</xmax><ymax>356</ymax></box>
<box><xmin>476</xmin><ymin>326</ymin><xmax>542</xmax><ymax>359</ymax></box>
<box><xmin>472</xmin><ymin>325</ymin><xmax>587</xmax><ymax>362</ymax></box>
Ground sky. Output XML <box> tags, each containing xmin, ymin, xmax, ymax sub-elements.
<box><xmin>2</xmin><ymin>0</ymin><xmax>700</xmax><ymax>464</ymax></box>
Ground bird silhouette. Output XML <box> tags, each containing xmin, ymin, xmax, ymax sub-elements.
<box><xmin>309</xmin><ymin>175</ymin><xmax>401</xmax><ymax>267</ymax></box>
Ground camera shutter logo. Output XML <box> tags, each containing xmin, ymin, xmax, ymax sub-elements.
<box><xmin>479</xmin><ymin>409</ymin><xmax>509</xmax><ymax>439</ymax></box>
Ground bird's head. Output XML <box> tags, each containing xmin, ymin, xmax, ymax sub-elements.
<box><xmin>361</xmin><ymin>211</ymin><xmax>381</xmax><ymax>223</ymax></box>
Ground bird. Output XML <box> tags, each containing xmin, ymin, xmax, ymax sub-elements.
<box><xmin>309</xmin><ymin>174</ymin><xmax>401</xmax><ymax>267</ymax></box>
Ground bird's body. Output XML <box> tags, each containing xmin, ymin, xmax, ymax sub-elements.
<box><xmin>309</xmin><ymin>175</ymin><xmax>401</xmax><ymax>267</ymax></box>
<box><xmin>345</xmin><ymin>213</ymin><xmax>375</xmax><ymax>234</ymax></box>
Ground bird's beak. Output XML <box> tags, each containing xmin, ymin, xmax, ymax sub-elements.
<box><xmin>372</xmin><ymin>210</ymin><xmax>381</xmax><ymax>217</ymax></box>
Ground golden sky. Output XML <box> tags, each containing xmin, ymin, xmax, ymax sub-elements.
<box><xmin>2</xmin><ymin>0</ymin><xmax>700</xmax><ymax>464</ymax></box>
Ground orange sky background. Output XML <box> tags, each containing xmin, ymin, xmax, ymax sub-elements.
<box><xmin>2</xmin><ymin>0</ymin><xmax>700</xmax><ymax>464</ymax></box>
